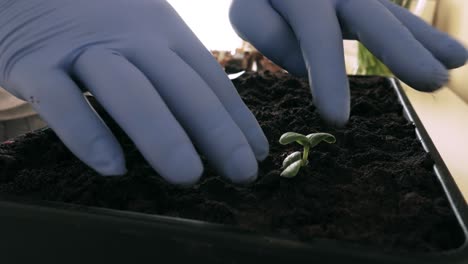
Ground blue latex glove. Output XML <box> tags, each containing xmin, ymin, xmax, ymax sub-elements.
<box><xmin>230</xmin><ymin>0</ymin><xmax>468</xmax><ymax>126</ymax></box>
<box><xmin>0</xmin><ymin>0</ymin><xmax>269</xmax><ymax>185</ymax></box>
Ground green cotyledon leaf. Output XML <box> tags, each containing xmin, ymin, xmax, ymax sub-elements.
<box><xmin>282</xmin><ymin>151</ymin><xmax>302</xmax><ymax>169</ymax></box>
<box><xmin>279</xmin><ymin>132</ymin><xmax>309</xmax><ymax>146</ymax></box>
<box><xmin>280</xmin><ymin>160</ymin><xmax>303</xmax><ymax>178</ymax></box>
<box><xmin>306</xmin><ymin>133</ymin><xmax>336</xmax><ymax>148</ymax></box>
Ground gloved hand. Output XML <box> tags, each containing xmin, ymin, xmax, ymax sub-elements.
<box><xmin>230</xmin><ymin>0</ymin><xmax>468</xmax><ymax>126</ymax></box>
<box><xmin>0</xmin><ymin>0</ymin><xmax>269</xmax><ymax>185</ymax></box>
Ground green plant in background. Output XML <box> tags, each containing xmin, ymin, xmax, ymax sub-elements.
<box><xmin>356</xmin><ymin>0</ymin><xmax>412</xmax><ymax>76</ymax></box>
<box><xmin>392</xmin><ymin>0</ymin><xmax>413</xmax><ymax>8</ymax></box>
<box><xmin>356</xmin><ymin>44</ymin><xmax>393</xmax><ymax>76</ymax></box>
<box><xmin>279</xmin><ymin>132</ymin><xmax>336</xmax><ymax>178</ymax></box>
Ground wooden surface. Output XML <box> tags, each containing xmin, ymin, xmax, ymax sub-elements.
<box><xmin>0</xmin><ymin>114</ymin><xmax>46</xmax><ymax>142</ymax></box>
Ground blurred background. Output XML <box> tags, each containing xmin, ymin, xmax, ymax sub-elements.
<box><xmin>0</xmin><ymin>0</ymin><xmax>467</xmax><ymax>197</ymax></box>
<box><xmin>167</xmin><ymin>0</ymin><xmax>242</xmax><ymax>53</ymax></box>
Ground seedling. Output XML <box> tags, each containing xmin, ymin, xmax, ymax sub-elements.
<box><xmin>279</xmin><ymin>132</ymin><xmax>336</xmax><ymax>178</ymax></box>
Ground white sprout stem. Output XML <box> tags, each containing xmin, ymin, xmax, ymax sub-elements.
<box><xmin>302</xmin><ymin>145</ymin><xmax>310</xmax><ymax>166</ymax></box>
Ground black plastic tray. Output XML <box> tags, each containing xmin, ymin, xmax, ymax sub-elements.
<box><xmin>0</xmin><ymin>77</ymin><xmax>467</xmax><ymax>264</ymax></box>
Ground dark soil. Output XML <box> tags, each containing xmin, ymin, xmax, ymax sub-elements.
<box><xmin>0</xmin><ymin>72</ymin><xmax>464</xmax><ymax>252</ymax></box>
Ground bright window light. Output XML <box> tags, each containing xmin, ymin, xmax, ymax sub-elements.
<box><xmin>167</xmin><ymin>0</ymin><xmax>242</xmax><ymax>52</ymax></box>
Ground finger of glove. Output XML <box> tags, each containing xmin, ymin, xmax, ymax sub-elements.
<box><xmin>72</xmin><ymin>48</ymin><xmax>203</xmax><ymax>186</ymax></box>
<box><xmin>170</xmin><ymin>25</ymin><xmax>269</xmax><ymax>161</ymax></box>
<box><xmin>229</xmin><ymin>0</ymin><xmax>307</xmax><ymax>77</ymax></box>
<box><xmin>128</xmin><ymin>47</ymin><xmax>258</xmax><ymax>184</ymax></box>
<box><xmin>337</xmin><ymin>0</ymin><xmax>448</xmax><ymax>91</ymax></box>
<box><xmin>12</xmin><ymin>69</ymin><xmax>126</xmax><ymax>176</ymax></box>
<box><xmin>378</xmin><ymin>0</ymin><xmax>468</xmax><ymax>69</ymax></box>
<box><xmin>270</xmin><ymin>0</ymin><xmax>350</xmax><ymax>126</ymax></box>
